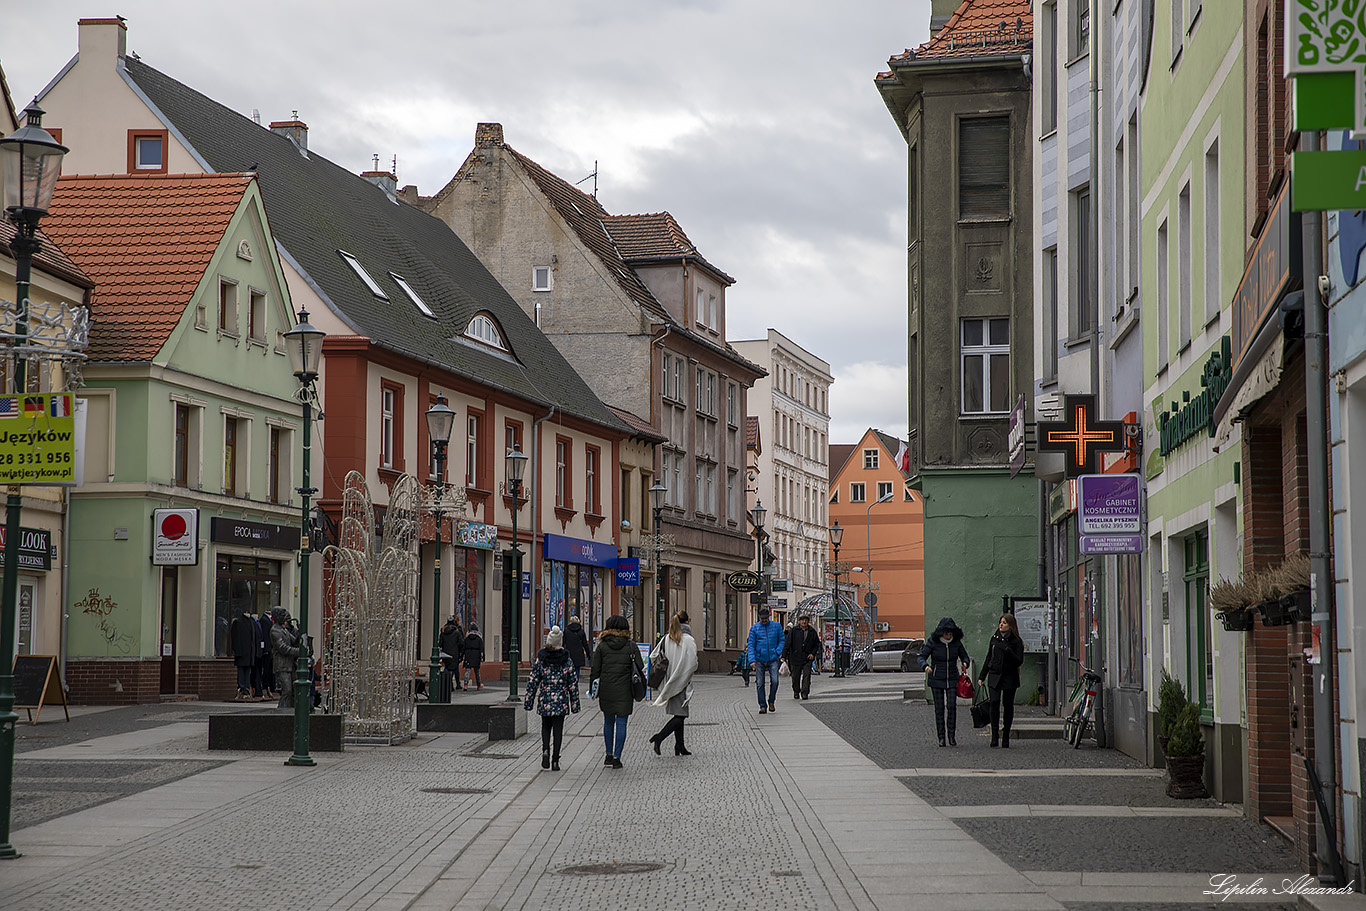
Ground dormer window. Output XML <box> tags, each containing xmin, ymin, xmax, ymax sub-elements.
<box><xmin>390</xmin><ymin>272</ymin><xmax>435</xmax><ymax>318</ymax></box>
<box><xmin>338</xmin><ymin>250</ymin><xmax>387</xmax><ymax>298</ymax></box>
<box><xmin>465</xmin><ymin>313</ymin><xmax>507</xmax><ymax>351</ymax></box>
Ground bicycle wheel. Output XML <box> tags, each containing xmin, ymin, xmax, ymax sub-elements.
<box><xmin>1072</xmin><ymin>695</ymin><xmax>1093</xmax><ymax>749</ymax></box>
<box><xmin>1061</xmin><ymin>711</ymin><xmax>1078</xmax><ymax>745</ymax></box>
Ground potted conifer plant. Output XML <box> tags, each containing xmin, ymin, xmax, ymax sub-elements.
<box><xmin>1155</xmin><ymin>670</ymin><xmax>1186</xmax><ymax>758</ymax></box>
<box><xmin>1164</xmin><ymin>703</ymin><xmax>1209</xmax><ymax>799</ymax></box>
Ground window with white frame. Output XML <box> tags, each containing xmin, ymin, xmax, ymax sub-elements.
<box><xmin>339</xmin><ymin>250</ymin><xmax>387</xmax><ymax>298</ymax></box>
<box><xmin>863</xmin><ymin>448</ymin><xmax>879</xmax><ymax>469</ymax></box>
<box><xmin>695</xmin><ymin>290</ymin><xmax>706</xmax><ymax>327</ymax></box>
<box><xmin>877</xmin><ymin>481</ymin><xmax>894</xmax><ymax>501</ymax></box>
<box><xmin>1179</xmin><ymin>182</ymin><xmax>1193</xmax><ymax>349</ymax></box>
<box><xmin>135</xmin><ymin>135</ymin><xmax>164</xmax><ymax>170</ymax></box>
<box><xmin>391</xmin><ymin>273</ymin><xmax>436</xmax><ymax>318</ymax></box>
<box><xmin>1043</xmin><ymin>247</ymin><xmax>1059</xmax><ymax>380</ymax></box>
<box><xmin>1158</xmin><ymin>219</ymin><xmax>1170</xmax><ymax>367</ymax></box>
<box><xmin>708</xmin><ymin>294</ymin><xmax>717</xmax><ymax>330</ymax></box>
<box><xmin>1072</xmin><ymin>186</ymin><xmax>1094</xmax><ymax>337</ymax></box>
<box><xmin>466</xmin><ymin>413</ymin><xmax>482</xmax><ymax>487</ymax></box>
<box><xmin>532</xmin><ymin>266</ymin><xmax>552</xmax><ymax>292</ymax></box>
<box><xmin>465</xmin><ymin>313</ymin><xmax>507</xmax><ymax>350</ymax></box>
<box><xmin>727</xmin><ymin>469</ymin><xmax>738</xmax><ymax>521</ymax></box>
<box><xmin>218</xmin><ymin>279</ymin><xmax>238</xmax><ymax>335</ymax></box>
<box><xmin>585</xmin><ymin>445</ymin><xmax>601</xmax><ymax>514</ymax></box>
<box><xmin>960</xmin><ymin>317</ymin><xmax>1011</xmax><ymax>414</ymax></box>
<box><xmin>850</xmin><ymin>482</ymin><xmax>866</xmax><ymax>503</ymax></box>
<box><xmin>1204</xmin><ymin>140</ymin><xmax>1221</xmax><ymax>324</ymax></box>
<box><xmin>1042</xmin><ymin>2</ymin><xmax>1058</xmax><ymax>133</ymax></box>
<box><xmin>381</xmin><ymin>387</ymin><xmax>396</xmax><ymax>469</ymax></box>
<box><xmin>555</xmin><ymin>438</ymin><xmax>570</xmax><ymax>508</ymax></box>
<box><xmin>248</xmin><ymin>289</ymin><xmax>266</xmax><ymax>342</ymax></box>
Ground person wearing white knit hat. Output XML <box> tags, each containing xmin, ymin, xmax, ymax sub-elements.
<box><xmin>524</xmin><ymin>625</ymin><xmax>579</xmax><ymax>770</ymax></box>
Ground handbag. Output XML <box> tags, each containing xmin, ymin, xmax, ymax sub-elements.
<box><xmin>779</xmin><ymin>659</ymin><xmax>790</xmax><ymax>678</ymax></box>
<box><xmin>631</xmin><ymin>660</ymin><xmax>647</xmax><ymax>702</ymax></box>
<box><xmin>957</xmin><ymin>673</ymin><xmax>975</xmax><ymax>700</ymax></box>
<box><xmin>647</xmin><ymin>641</ymin><xmax>669</xmax><ymax>689</ymax></box>
<box><xmin>970</xmin><ymin>682</ymin><xmax>991</xmax><ymax>728</ymax></box>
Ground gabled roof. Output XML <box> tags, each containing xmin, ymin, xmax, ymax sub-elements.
<box><xmin>829</xmin><ymin>444</ymin><xmax>856</xmax><ymax>483</ymax></box>
<box><xmin>42</xmin><ymin>172</ymin><xmax>249</xmax><ymax>361</ymax></box>
<box><xmin>878</xmin><ymin>0</ymin><xmax>1031</xmax><ymax>72</ymax></box>
<box><xmin>606</xmin><ymin>404</ymin><xmax>667</xmax><ymax>444</ymax></box>
<box><xmin>120</xmin><ymin>57</ymin><xmax>627</xmax><ymax>435</ymax></box>
<box><xmin>744</xmin><ymin>415</ymin><xmax>760</xmax><ymax>453</ymax></box>
<box><xmin>601</xmin><ymin>213</ymin><xmax>734</xmax><ymax>284</ymax></box>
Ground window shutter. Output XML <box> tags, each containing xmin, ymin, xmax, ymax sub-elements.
<box><xmin>959</xmin><ymin>118</ymin><xmax>1011</xmax><ymax>218</ymax></box>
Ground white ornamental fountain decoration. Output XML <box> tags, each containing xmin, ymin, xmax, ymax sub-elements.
<box><xmin>322</xmin><ymin>470</ymin><xmax>421</xmax><ymax>744</ymax></box>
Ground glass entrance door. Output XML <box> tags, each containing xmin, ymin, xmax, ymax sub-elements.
<box><xmin>160</xmin><ymin>567</ymin><xmax>178</xmax><ymax>694</ymax></box>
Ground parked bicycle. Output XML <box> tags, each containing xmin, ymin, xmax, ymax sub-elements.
<box><xmin>1061</xmin><ymin>659</ymin><xmax>1103</xmax><ymax>748</ymax></box>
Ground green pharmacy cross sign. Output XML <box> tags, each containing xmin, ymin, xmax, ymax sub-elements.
<box><xmin>1288</xmin><ymin>1</ymin><xmax>1366</xmax><ymax>210</ymax></box>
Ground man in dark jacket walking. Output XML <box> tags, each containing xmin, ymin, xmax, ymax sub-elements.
<box><xmin>783</xmin><ymin>615</ymin><xmax>820</xmax><ymax>700</ymax></box>
<box><xmin>564</xmin><ymin>616</ymin><xmax>592</xmax><ymax>682</ymax></box>
<box><xmin>439</xmin><ymin>617</ymin><xmax>464</xmax><ymax>690</ymax></box>
<box><xmin>918</xmin><ymin>616</ymin><xmax>971</xmax><ymax>746</ymax></box>
<box><xmin>461</xmin><ymin>623</ymin><xmax>486</xmax><ymax>690</ymax></box>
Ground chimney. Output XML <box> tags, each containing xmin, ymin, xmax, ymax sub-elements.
<box><xmin>78</xmin><ymin>17</ymin><xmax>128</xmax><ymax>65</ymax></box>
<box><xmin>270</xmin><ymin>116</ymin><xmax>308</xmax><ymax>153</ymax></box>
<box><xmin>362</xmin><ymin>170</ymin><xmax>398</xmax><ymax>203</ymax></box>
<box><xmin>398</xmin><ymin>184</ymin><xmax>422</xmax><ymax>206</ymax></box>
<box><xmin>475</xmin><ymin>123</ymin><xmax>504</xmax><ymax>148</ymax></box>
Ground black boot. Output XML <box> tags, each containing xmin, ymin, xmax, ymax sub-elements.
<box><xmin>542</xmin><ymin>749</ymin><xmax>550</xmax><ymax>769</ymax></box>
<box><xmin>551</xmin><ymin>756</ymin><xmax>561</xmax><ymax>770</ymax></box>
<box><xmin>990</xmin><ymin>725</ymin><xmax>999</xmax><ymax>748</ymax></box>
<box><xmin>1001</xmin><ymin>731</ymin><xmax>1010</xmax><ymax>749</ymax></box>
<box><xmin>650</xmin><ymin>733</ymin><xmax>663</xmax><ymax>755</ymax></box>
<box><xmin>675</xmin><ymin>726</ymin><xmax>691</xmax><ymax>756</ymax></box>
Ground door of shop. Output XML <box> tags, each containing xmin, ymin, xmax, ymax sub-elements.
<box><xmin>501</xmin><ymin>550</ymin><xmax>519</xmax><ymax>664</ymax></box>
<box><xmin>160</xmin><ymin>567</ymin><xmax>178</xmax><ymax>693</ymax></box>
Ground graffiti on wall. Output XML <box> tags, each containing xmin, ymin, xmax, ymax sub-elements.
<box><xmin>75</xmin><ymin>587</ymin><xmax>134</xmax><ymax>655</ymax></box>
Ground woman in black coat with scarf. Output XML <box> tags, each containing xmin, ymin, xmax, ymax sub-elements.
<box><xmin>918</xmin><ymin>616</ymin><xmax>971</xmax><ymax>747</ymax></box>
<box><xmin>977</xmin><ymin>613</ymin><xmax>1025</xmax><ymax>748</ymax></box>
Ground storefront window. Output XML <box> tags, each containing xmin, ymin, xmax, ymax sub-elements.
<box><xmin>668</xmin><ymin>567</ymin><xmax>687</xmax><ymax>624</ymax></box>
<box><xmin>1184</xmin><ymin>529</ymin><xmax>1210</xmax><ymax>713</ymax></box>
<box><xmin>725</xmin><ymin>590</ymin><xmax>737</xmax><ymax>649</ymax></box>
<box><xmin>214</xmin><ymin>555</ymin><xmax>282</xmax><ymax>657</ymax></box>
<box><xmin>702</xmin><ymin>572</ymin><xmax>717</xmax><ymax>648</ymax></box>
<box><xmin>1116</xmin><ymin>553</ymin><xmax>1142</xmax><ymax>688</ymax></box>
<box><xmin>451</xmin><ymin>547</ymin><xmax>485</xmax><ymax>631</ymax></box>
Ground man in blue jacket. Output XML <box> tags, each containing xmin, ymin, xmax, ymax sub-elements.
<box><xmin>747</xmin><ymin>607</ymin><xmax>786</xmax><ymax>714</ymax></box>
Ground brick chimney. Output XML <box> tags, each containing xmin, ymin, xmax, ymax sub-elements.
<box><xmin>362</xmin><ymin>170</ymin><xmax>397</xmax><ymax>203</ymax></box>
<box><xmin>475</xmin><ymin>123</ymin><xmax>504</xmax><ymax>148</ymax></box>
<box><xmin>78</xmin><ymin>17</ymin><xmax>128</xmax><ymax>65</ymax></box>
<box><xmin>270</xmin><ymin>118</ymin><xmax>308</xmax><ymax>153</ymax></box>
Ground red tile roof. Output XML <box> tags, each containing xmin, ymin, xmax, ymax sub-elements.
<box><xmin>41</xmin><ymin>173</ymin><xmax>253</xmax><ymax>361</ymax></box>
<box><xmin>0</xmin><ymin>219</ymin><xmax>93</xmax><ymax>291</ymax></box>
<box><xmin>601</xmin><ymin>213</ymin><xmax>734</xmax><ymax>284</ymax></box>
<box><xmin>606</xmin><ymin>404</ymin><xmax>667</xmax><ymax>443</ymax></box>
<box><xmin>745</xmin><ymin>415</ymin><xmax>760</xmax><ymax>453</ymax></box>
<box><xmin>880</xmin><ymin>0</ymin><xmax>1031</xmax><ymax>71</ymax></box>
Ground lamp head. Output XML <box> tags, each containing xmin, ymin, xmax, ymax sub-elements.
<box><xmin>829</xmin><ymin>522</ymin><xmax>843</xmax><ymax>547</ymax></box>
<box><xmin>649</xmin><ymin>481</ymin><xmax>667</xmax><ymax>510</ymax></box>
<box><xmin>424</xmin><ymin>394</ymin><xmax>456</xmax><ymax>447</ymax></box>
<box><xmin>750</xmin><ymin>498</ymin><xmax>766</xmax><ymax>531</ymax></box>
<box><xmin>283</xmin><ymin>308</ymin><xmax>326</xmax><ymax>381</ymax></box>
<box><xmin>505</xmin><ymin>444</ymin><xmax>528</xmax><ymax>485</ymax></box>
<box><xmin>1</xmin><ymin>102</ymin><xmax>67</xmax><ymax>217</ymax></box>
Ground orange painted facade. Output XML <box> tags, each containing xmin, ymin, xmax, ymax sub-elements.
<box><xmin>828</xmin><ymin>429</ymin><xmax>925</xmax><ymax>641</ymax></box>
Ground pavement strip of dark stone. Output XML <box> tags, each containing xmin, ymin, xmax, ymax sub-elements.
<box><xmin>804</xmin><ymin>695</ymin><xmax>1300</xmax><ymax>879</ymax></box>
<box><xmin>13</xmin><ymin>702</ymin><xmax>247</xmax><ymax>754</ymax></box>
<box><xmin>12</xmin><ymin>758</ymin><xmax>229</xmax><ymax>830</ymax></box>
<box><xmin>1061</xmin><ymin>905</ymin><xmax>1298</xmax><ymax>911</ymax></box>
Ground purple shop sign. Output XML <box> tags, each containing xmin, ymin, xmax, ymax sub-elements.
<box><xmin>1077</xmin><ymin>473</ymin><xmax>1142</xmax><ymax>536</ymax></box>
<box><xmin>1079</xmin><ymin>534</ymin><xmax>1143</xmax><ymax>555</ymax></box>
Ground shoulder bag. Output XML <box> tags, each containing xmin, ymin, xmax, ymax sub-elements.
<box><xmin>970</xmin><ymin>681</ymin><xmax>992</xmax><ymax>729</ymax></box>
<box><xmin>631</xmin><ymin>656</ymin><xmax>647</xmax><ymax>701</ymax></box>
<box><xmin>647</xmin><ymin>640</ymin><xmax>669</xmax><ymax>689</ymax></box>
<box><xmin>957</xmin><ymin>672</ymin><xmax>975</xmax><ymax>700</ymax></box>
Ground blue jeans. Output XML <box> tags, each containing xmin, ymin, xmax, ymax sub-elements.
<box><xmin>603</xmin><ymin>713</ymin><xmax>629</xmax><ymax>758</ymax></box>
<box><xmin>755</xmin><ymin>660</ymin><xmax>780</xmax><ymax>708</ymax></box>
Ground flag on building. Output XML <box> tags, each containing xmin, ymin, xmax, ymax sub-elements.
<box><xmin>49</xmin><ymin>395</ymin><xmax>71</xmax><ymax>418</ymax></box>
<box><xmin>0</xmin><ymin>398</ymin><xmax>17</xmax><ymax>419</ymax></box>
<box><xmin>22</xmin><ymin>396</ymin><xmax>44</xmax><ymax>415</ymax></box>
<box><xmin>895</xmin><ymin>439</ymin><xmax>910</xmax><ymax>473</ymax></box>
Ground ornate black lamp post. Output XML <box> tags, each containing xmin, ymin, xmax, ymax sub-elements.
<box><xmin>424</xmin><ymin>395</ymin><xmax>456</xmax><ymax>704</ymax></box>
<box><xmin>750</xmin><ymin>499</ymin><xmax>768</xmax><ymax>621</ymax></box>
<box><xmin>649</xmin><ymin>481</ymin><xmax>667</xmax><ymax>638</ymax></box>
<box><xmin>830</xmin><ymin>522</ymin><xmax>844</xmax><ymax>678</ymax></box>
<box><xmin>282</xmin><ymin>309</ymin><xmax>325</xmax><ymax>767</ymax></box>
<box><xmin>505</xmin><ymin>445</ymin><xmax>527</xmax><ymax>700</ymax></box>
<box><xmin>0</xmin><ymin>103</ymin><xmax>67</xmax><ymax>857</ymax></box>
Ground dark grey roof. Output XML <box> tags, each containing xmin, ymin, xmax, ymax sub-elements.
<box><xmin>123</xmin><ymin>58</ymin><xmax>627</xmax><ymax>435</ymax></box>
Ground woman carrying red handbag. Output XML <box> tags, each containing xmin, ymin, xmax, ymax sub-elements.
<box><xmin>917</xmin><ymin>616</ymin><xmax>972</xmax><ymax>747</ymax></box>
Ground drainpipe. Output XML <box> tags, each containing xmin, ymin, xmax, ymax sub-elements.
<box><xmin>1089</xmin><ymin>1</ymin><xmax>1107</xmax><ymax>747</ymax></box>
<box><xmin>1302</xmin><ymin>129</ymin><xmax>1344</xmax><ymax>886</ymax></box>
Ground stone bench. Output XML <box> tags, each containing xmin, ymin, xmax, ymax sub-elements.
<box><xmin>416</xmin><ymin>700</ymin><xmax>527</xmax><ymax>740</ymax></box>
<box><xmin>208</xmin><ymin>712</ymin><xmax>344</xmax><ymax>752</ymax></box>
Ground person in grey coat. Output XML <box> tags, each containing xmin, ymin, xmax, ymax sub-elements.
<box><xmin>270</xmin><ymin>607</ymin><xmax>301</xmax><ymax>709</ymax></box>
<box><xmin>589</xmin><ymin>614</ymin><xmax>645</xmax><ymax>769</ymax></box>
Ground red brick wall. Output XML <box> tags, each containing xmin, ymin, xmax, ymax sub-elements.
<box><xmin>65</xmin><ymin>658</ymin><xmax>160</xmax><ymax>705</ymax></box>
<box><xmin>177</xmin><ymin>659</ymin><xmax>237</xmax><ymax>701</ymax></box>
<box><xmin>1246</xmin><ymin>623</ymin><xmax>1291</xmax><ymax>822</ymax></box>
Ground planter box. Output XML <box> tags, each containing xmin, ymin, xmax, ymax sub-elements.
<box><xmin>1257</xmin><ymin>598</ymin><xmax>1292</xmax><ymax>627</ymax></box>
<box><xmin>1165</xmin><ymin>753</ymin><xmax>1209</xmax><ymax>799</ymax></box>
<box><xmin>1216</xmin><ymin>609</ymin><xmax>1256</xmax><ymax>631</ymax></box>
<box><xmin>1278</xmin><ymin>589</ymin><xmax>1310</xmax><ymax>624</ymax></box>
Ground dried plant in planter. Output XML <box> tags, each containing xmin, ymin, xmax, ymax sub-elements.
<box><xmin>1249</xmin><ymin>568</ymin><xmax>1280</xmax><ymax>605</ymax></box>
<box><xmin>1274</xmin><ymin>553</ymin><xmax>1312</xmax><ymax>595</ymax></box>
<box><xmin>1209</xmin><ymin>576</ymin><xmax>1251</xmax><ymax>614</ymax></box>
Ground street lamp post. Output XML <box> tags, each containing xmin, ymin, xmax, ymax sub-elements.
<box><xmin>282</xmin><ymin>309</ymin><xmax>326</xmax><ymax>768</ymax></box>
<box><xmin>649</xmin><ymin>482</ymin><xmax>667</xmax><ymax>638</ymax></box>
<box><xmin>751</xmin><ymin>500</ymin><xmax>768</xmax><ymax>622</ymax></box>
<box><xmin>830</xmin><ymin>522</ymin><xmax>844</xmax><ymax>678</ymax></box>
<box><xmin>424</xmin><ymin>396</ymin><xmax>456</xmax><ymax>704</ymax></box>
<box><xmin>0</xmin><ymin>103</ymin><xmax>67</xmax><ymax>857</ymax></box>
<box><xmin>505</xmin><ymin>445</ymin><xmax>527</xmax><ymax>701</ymax></box>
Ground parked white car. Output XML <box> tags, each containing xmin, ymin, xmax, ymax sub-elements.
<box><xmin>868</xmin><ymin>637</ymin><xmax>915</xmax><ymax>672</ymax></box>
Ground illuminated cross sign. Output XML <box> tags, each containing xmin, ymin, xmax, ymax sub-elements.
<box><xmin>1035</xmin><ymin>394</ymin><xmax>1127</xmax><ymax>478</ymax></box>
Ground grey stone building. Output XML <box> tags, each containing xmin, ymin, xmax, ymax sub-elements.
<box><xmin>875</xmin><ymin>0</ymin><xmax>1039</xmax><ymax>653</ymax></box>
<box><xmin>418</xmin><ymin>125</ymin><xmax>765</xmax><ymax>667</ymax></box>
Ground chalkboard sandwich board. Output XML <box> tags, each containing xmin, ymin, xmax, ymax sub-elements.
<box><xmin>12</xmin><ymin>654</ymin><xmax>69</xmax><ymax>724</ymax></box>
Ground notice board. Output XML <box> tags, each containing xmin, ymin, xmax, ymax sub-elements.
<box><xmin>12</xmin><ymin>654</ymin><xmax>69</xmax><ymax>723</ymax></box>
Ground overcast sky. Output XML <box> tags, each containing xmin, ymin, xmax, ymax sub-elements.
<box><xmin>4</xmin><ymin>1</ymin><xmax>929</xmax><ymax>444</ymax></box>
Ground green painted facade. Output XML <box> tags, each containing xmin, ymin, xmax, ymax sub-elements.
<box><xmin>69</xmin><ymin>181</ymin><xmax>303</xmax><ymax>680</ymax></box>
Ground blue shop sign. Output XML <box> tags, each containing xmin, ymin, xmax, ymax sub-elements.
<box><xmin>543</xmin><ymin>533</ymin><xmax>617</xmax><ymax>568</ymax></box>
<box><xmin>615</xmin><ymin>558</ymin><xmax>641</xmax><ymax>586</ymax></box>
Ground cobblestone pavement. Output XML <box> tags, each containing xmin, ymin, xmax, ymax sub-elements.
<box><xmin>0</xmin><ymin>672</ymin><xmax>1357</xmax><ymax>910</ymax></box>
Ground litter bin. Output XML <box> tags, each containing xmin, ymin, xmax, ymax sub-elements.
<box><xmin>431</xmin><ymin>667</ymin><xmax>453</xmax><ymax>703</ymax></box>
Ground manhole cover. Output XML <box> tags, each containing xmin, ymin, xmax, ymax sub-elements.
<box><xmin>559</xmin><ymin>863</ymin><xmax>664</xmax><ymax>876</ymax></box>
<box><xmin>421</xmin><ymin>787</ymin><xmax>492</xmax><ymax>795</ymax></box>
<box><xmin>773</xmin><ymin>870</ymin><xmax>802</xmax><ymax>877</ymax></box>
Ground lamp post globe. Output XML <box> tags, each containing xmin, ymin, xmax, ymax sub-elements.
<box><xmin>649</xmin><ymin>482</ymin><xmax>667</xmax><ymax>638</ymax></box>
<box><xmin>282</xmin><ymin>309</ymin><xmax>326</xmax><ymax>768</ymax></box>
<box><xmin>505</xmin><ymin>445</ymin><xmax>528</xmax><ymax>699</ymax></box>
<box><xmin>0</xmin><ymin>101</ymin><xmax>67</xmax><ymax>859</ymax></box>
<box><xmin>425</xmin><ymin>395</ymin><xmax>456</xmax><ymax>704</ymax></box>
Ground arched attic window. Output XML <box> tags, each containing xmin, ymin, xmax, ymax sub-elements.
<box><xmin>465</xmin><ymin>313</ymin><xmax>507</xmax><ymax>351</ymax></box>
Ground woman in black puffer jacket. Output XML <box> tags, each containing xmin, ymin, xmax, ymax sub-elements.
<box><xmin>918</xmin><ymin>616</ymin><xmax>971</xmax><ymax>747</ymax></box>
<box><xmin>590</xmin><ymin>614</ymin><xmax>645</xmax><ymax>769</ymax></box>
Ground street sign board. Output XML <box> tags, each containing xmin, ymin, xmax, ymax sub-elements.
<box><xmin>1077</xmin><ymin>473</ymin><xmax>1142</xmax><ymax>535</ymax></box>
<box><xmin>153</xmin><ymin>508</ymin><xmax>199</xmax><ymax>566</ymax></box>
<box><xmin>1008</xmin><ymin>394</ymin><xmax>1026</xmax><ymax>478</ymax></box>
<box><xmin>1079</xmin><ymin>534</ymin><xmax>1143</xmax><ymax>555</ymax></box>
<box><xmin>771</xmin><ymin>578</ymin><xmax>792</xmax><ymax>593</ymax></box>
<box><xmin>0</xmin><ymin>394</ymin><xmax>77</xmax><ymax>485</ymax></box>
<box><xmin>863</xmin><ymin>592</ymin><xmax>878</xmax><ymax>608</ymax></box>
<box><xmin>1010</xmin><ymin>600</ymin><xmax>1051</xmax><ymax>653</ymax></box>
<box><xmin>726</xmin><ymin>570</ymin><xmax>762</xmax><ymax>592</ymax></box>
<box><xmin>614</xmin><ymin>558</ymin><xmax>640</xmax><ymax>586</ymax></box>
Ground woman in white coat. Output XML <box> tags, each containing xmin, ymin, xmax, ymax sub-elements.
<box><xmin>648</xmin><ymin>613</ymin><xmax>699</xmax><ymax>756</ymax></box>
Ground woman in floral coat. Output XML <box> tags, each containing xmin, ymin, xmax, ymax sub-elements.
<box><xmin>524</xmin><ymin>626</ymin><xmax>581</xmax><ymax>771</ymax></box>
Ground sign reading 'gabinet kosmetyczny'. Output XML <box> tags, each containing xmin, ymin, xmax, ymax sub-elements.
<box><xmin>0</xmin><ymin>394</ymin><xmax>76</xmax><ymax>485</ymax></box>
<box><xmin>1077</xmin><ymin>473</ymin><xmax>1142</xmax><ymax>535</ymax></box>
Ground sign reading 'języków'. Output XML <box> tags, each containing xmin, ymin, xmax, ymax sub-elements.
<box><xmin>0</xmin><ymin>394</ymin><xmax>76</xmax><ymax>485</ymax></box>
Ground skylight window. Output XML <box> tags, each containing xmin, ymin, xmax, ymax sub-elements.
<box><xmin>390</xmin><ymin>273</ymin><xmax>435</xmax><ymax>318</ymax></box>
<box><xmin>338</xmin><ymin>250</ymin><xmax>386</xmax><ymax>298</ymax></box>
<box><xmin>465</xmin><ymin>314</ymin><xmax>507</xmax><ymax>351</ymax></box>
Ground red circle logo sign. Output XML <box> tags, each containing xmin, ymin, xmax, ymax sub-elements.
<box><xmin>160</xmin><ymin>513</ymin><xmax>188</xmax><ymax>541</ymax></box>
